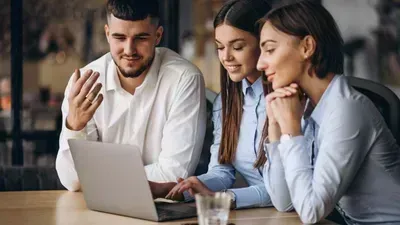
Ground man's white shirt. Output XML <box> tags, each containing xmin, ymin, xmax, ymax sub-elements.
<box><xmin>56</xmin><ymin>47</ymin><xmax>207</xmax><ymax>191</ymax></box>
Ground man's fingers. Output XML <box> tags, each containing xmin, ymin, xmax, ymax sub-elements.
<box><xmin>88</xmin><ymin>83</ymin><xmax>102</xmax><ymax>101</ymax></box>
<box><xmin>71</xmin><ymin>70</ymin><xmax>94</xmax><ymax>99</ymax></box>
<box><xmin>72</xmin><ymin>69</ymin><xmax>80</xmax><ymax>85</ymax></box>
<box><xmin>82</xmin><ymin>84</ymin><xmax>102</xmax><ymax>110</ymax></box>
<box><xmin>69</xmin><ymin>69</ymin><xmax>83</xmax><ymax>97</ymax></box>
<box><xmin>88</xmin><ymin>93</ymin><xmax>103</xmax><ymax>112</ymax></box>
<box><xmin>77</xmin><ymin>72</ymin><xmax>100</xmax><ymax>100</ymax></box>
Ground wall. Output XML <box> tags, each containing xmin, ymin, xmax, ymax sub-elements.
<box><xmin>0</xmin><ymin>59</ymin><xmax>39</xmax><ymax>94</ymax></box>
<box><xmin>38</xmin><ymin>52</ymin><xmax>83</xmax><ymax>94</ymax></box>
<box><xmin>323</xmin><ymin>0</ymin><xmax>380</xmax><ymax>81</ymax></box>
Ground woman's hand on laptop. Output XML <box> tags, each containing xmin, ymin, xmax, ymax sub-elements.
<box><xmin>165</xmin><ymin>177</ymin><xmax>214</xmax><ymax>201</ymax></box>
<box><xmin>66</xmin><ymin>69</ymin><xmax>103</xmax><ymax>131</ymax></box>
<box><xmin>148</xmin><ymin>181</ymin><xmax>178</xmax><ymax>200</ymax></box>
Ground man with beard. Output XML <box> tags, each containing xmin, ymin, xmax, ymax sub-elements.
<box><xmin>56</xmin><ymin>0</ymin><xmax>207</xmax><ymax>198</ymax></box>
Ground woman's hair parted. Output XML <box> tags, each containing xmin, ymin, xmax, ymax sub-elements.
<box><xmin>214</xmin><ymin>0</ymin><xmax>271</xmax><ymax>165</ymax></box>
<box><xmin>254</xmin><ymin>0</ymin><xmax>344</xmax><ymax>168</ymax></box>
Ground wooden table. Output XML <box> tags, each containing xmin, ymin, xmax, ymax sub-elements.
<box><xmin>0</xmin><ymin>191</ymin><xmax>335</xmax><ymax>225</ymax></box>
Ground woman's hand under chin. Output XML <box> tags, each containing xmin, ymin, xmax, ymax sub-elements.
<box><xmin>266</xmin><ymin>83</ymin><xmax>306</xmax><ymax>138</ymax></box>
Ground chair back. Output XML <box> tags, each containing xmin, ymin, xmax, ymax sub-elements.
<box><xmin>347</xmin><ymin>76</ymin><xmax>400</xmax><ymax>145</ymax></box>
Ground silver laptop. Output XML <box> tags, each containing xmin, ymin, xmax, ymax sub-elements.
<box><xmin>68</xmin><ymin>139</ymin><xmax>197</xmax><ymax>222</ymax></box>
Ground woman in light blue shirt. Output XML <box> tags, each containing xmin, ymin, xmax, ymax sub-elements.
<box><xmin>165</xmin><ymin>0</ymin><xmax>273</xmax><ymax>209</ymax></box>
<box><xmin>257</xmin><ymin>1</ymin><xmax>400</xmax><ymax>224</ymax></box>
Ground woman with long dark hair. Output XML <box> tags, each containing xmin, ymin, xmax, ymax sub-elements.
<box><xmin>165</xmin><ymin>0</ymin><xmax>273</xmax><ymax>209</ymax></box>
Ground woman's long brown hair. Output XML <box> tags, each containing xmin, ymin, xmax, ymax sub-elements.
<box><xmin>219</xmin><ymin>66</ymin><xmax>272</xmax><ymax>167</ymax></box>
<box><xmin>254</xmin><ymin>75</ymin><xmax>272</xmax><ymax>168</ymax></box>
<box><xmin>218</xmin><ymin>66</ymin><xmax>243</xmax><ymax>164</ymax></box>
<box><xmin>214</xmin><ymin>0</ymin><xmax>272</xmax><ymax>165</ymax></box>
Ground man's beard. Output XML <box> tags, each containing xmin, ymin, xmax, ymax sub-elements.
<box><xmin>113</xmin><ymin>55</ymin><xmax>154</xmax><ymax>78</ymax></box>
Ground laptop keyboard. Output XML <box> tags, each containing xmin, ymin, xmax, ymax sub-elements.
<box><xmin>155</xmin><ymin>202</ymin><xmax>197</xmax><ymax>221</ymax></box>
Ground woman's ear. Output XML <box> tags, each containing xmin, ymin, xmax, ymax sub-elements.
<box><xmin>301</xmin><ymin>35</ymin><xmax>316</xmax><ymax>60</ymax></box>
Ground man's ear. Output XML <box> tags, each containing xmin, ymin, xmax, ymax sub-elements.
<box><xmin>155</xmin><ymin>26</ymin><xmax>164</xmax><ymax>46</ymax></box>
<box><xmin>104</xmin><ymin>24</ymin><xmax>110</xmax><ymax>44</ymax></box>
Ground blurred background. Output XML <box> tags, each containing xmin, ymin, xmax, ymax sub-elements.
<box><xmin>0</xmin><ymin>0</ymin><xmax>399</xmax><ymax>190</ymax></box>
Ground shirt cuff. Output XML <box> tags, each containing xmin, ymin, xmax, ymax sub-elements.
<box><xmin>197</xmin><ymin>173</ymin><xmax>231</xmax><ymax>192</ymax></box>
<box><xmin>278</xmin><ymin>135</ymin><xmax>306</xmax><ymax>166</ymax></box>
<box><xmin>63</xmin><ymin>126</ymin><xmax>87</xmax><ymax>140</ymax></box>
<box><xmin>264</xmin><ymin>141</ymin><xmax>282</xmax><ymax>169</ymax></box>
<box><xmin>230</xmin><ymin>186</ymin><xmax>270</xmax><ymax>209</ymax></box>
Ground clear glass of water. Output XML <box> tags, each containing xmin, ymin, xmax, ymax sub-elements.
<box><xmin>195</xmin><ymin>192</ymin><xmax>232</xmax><ymax>225</ymax></box>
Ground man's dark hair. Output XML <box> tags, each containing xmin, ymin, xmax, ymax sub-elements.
<box><xmin>106</xmin><ymin>0</ymin><xmax>160</xmax><ymax>25</ymax></box>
